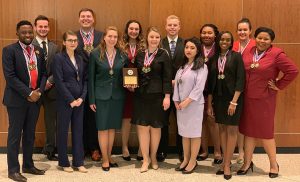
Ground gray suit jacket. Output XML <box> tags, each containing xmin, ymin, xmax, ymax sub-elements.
<box><xmin>32</xmin><ymin>38</ymin><xmax>59</xmax><ymax>99</ymax></box>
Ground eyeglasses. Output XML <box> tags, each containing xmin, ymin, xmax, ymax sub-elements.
<box><xmin>66</xmin><ymin>39</ymin><xmax>78</xmax><ymax>43</ymax></box>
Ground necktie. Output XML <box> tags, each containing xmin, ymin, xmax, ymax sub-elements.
<box><xmin>170</xmin><ymin>40</ymin><xmax>176</xmax><ymax>58</ymax></box>
<box><xmin>41</xmin><ymin>41</ymin><xmax>48</xmax><ymax>60</ymax></box>
<box><xmin>26</xmin><ymin>46</ymin><xmax>38</xmax><ymax>89</ymax></box>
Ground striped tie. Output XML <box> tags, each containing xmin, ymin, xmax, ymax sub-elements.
<box><xmin>170</xmin><ymin>40</ymin><xmax>176</xmax><ymax>58</ymax></box>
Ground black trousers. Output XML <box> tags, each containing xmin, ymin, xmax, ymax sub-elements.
<box><xmin>83</xmin><ymin>95</ymin><xmax>99</xmax><ymax>152</ymax></box>
<box><xmin>7</xmin><ymin>102</ymin><xmax>40</xmax><ymax>174</ymax></box>
<box><xmin>157</xmin><ymin>102</ymin><xmax>183</xmax><ymax>155</ymax></box>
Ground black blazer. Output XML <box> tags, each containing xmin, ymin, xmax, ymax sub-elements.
<box><xmin>52</xmin><ymin>52</ymin><xmax>87</xmax><ymax>104</ymax></box>
<box><xmin>76</xmin><ymin>29</ymin><xmax>103</xmax><ymax>63</ymax></box>
<box><xmin>2</xmin><ymin>42</ymin><xmax>47</xmax><ymax>107</ymax></box>
<box><xmin>208</xmin><ymin>50</ymin><xmax>245</xmax><ymax>96</ymax></box>
<box><xmin>162</xmin><ymin>37</ymin><xmax>185</xmax><ymax>79</ymax></box>
<box><xmin>135</xmin><ymin>48</ymin><xmax>172</xmax><ymax>94</ymax></box>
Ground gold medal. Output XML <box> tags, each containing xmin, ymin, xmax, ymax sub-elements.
<box><xmin>204</xmin><ymin>57</ymin><xmax>208</xmax><ymax>62</ymax></box>
<box><xmin>28</xmin><ymin>63</ymin><xmax>36</xmax><ymax>71</ymax></box>
<box><xmin>255</xmin><ymin>63</ymin><xmax>259</xmax><ymax>68</ymax></box>
<box><xmin>221</xmin><ymin>74</ymin><xmax>225</xmax><ymax>79</ymax></box>
<box><xmin>84</xmin><ymin>44</ymin><xmax>94</xmax><ymax>53</ymax></box>
<box><xmin>142</xmin><ymin>66</ymin><xmax>151</xmax><ymax>73</ymax></box>
<box><xmin>250</xmin><ymin>63</ymin><xmax>255</xmax><ymax>69</ymax></box>
<box><xmin>109</xmin><ymin>69</ymin><xmax>114</xmax><ymax>75</ymax></box>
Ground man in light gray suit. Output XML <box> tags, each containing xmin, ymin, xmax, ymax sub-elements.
<box><xmin>33</xmin><ymin>15</ymin><xmax>59</xmax><ymax>161</ymax></box>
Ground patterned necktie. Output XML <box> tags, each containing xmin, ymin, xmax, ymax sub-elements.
<box><xmin>41</xmin><ymin>41</ymin><xmax>48</xmax><ymax>60</ymax></box>
<box><xmin>170</xmin><ymin>40</ymin><xmax>176</xmax><ymax>58</ymax></box>
<box><xmin>26</xmin><ymin>46</ymin><xmax>38</xmax><ymax>89</ymax></box>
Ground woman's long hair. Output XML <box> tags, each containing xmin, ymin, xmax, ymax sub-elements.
<box><xmin>122</xmin><ymin>20</ymin><xmax>146</xmax><ymax>51</ymax></box>
<box><xmin>181</xmin><ymin>37</ymin><xmax>204</xmax><ymax>70</ymax></box>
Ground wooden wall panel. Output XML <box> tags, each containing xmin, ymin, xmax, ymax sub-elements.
<box><xmin>0</xmin><ymin>0</ymin><xmax>300</xmax><ymax>148</ymax></box>
<box><xmin>243</xmin><ymin>0</ymin><xmax>300</xmax><ymax>43</ymax></box>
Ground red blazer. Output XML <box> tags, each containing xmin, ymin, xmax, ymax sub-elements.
<box><xmin>232</xmin><ymin>39</ymin><xmax>256</xmax><ymax>58</ymax></box>
<box><xmin>243</xmin><ymin>46</ymin><xmax>298</xmax><ymax>98</ymax></box>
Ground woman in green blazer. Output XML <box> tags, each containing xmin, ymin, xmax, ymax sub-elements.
<box><xmin>88</xmin><ymin>26</ymin><xmax>127</xmax><ymax>171</ymax></box>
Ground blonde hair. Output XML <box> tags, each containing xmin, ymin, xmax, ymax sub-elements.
<box><xmin>166</xmin><ymin>15</ymin><xmax>180</xmax><ymax>25</ymax></box>
<box><xmin>98</xmin><ymin>26</ymin><xmax>124</xmax><ymax>60</ymax></box>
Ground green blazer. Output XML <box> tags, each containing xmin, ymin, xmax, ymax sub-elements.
<box><xmin>88</xmin><ymin>48</ymin><xmax>127</xmax><ymax>103</ymax></box>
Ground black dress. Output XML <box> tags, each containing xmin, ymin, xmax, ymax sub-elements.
<box><xmin>208</xmin><ymin>50</ymin><xmax>245</xmax><ymax>126</ymax></box>
<box><xmin>131</xmin><ymin>48</ymin><xmax>172</xmax><ymax>128</ymax></box>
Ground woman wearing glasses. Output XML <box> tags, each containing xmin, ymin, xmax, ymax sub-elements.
<box><xmin>52</xmin><ymin>30</ymin><xmax>87</xmax><ymax>173</ymax></box>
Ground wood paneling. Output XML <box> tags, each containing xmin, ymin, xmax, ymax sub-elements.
<box><xmin>243</xmin><ymin>0</ymin><xmax>300</xmax><ymax>43</ymax></box>
<box><xmin>0</xmin><ymin>0</ymin><xmax>299</xmax><ymax>147</ymax></box>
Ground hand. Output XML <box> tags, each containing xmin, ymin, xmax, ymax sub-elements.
<box><xmin>228</xmin><ymin>103</ymin><xmax>237</xmax><ymax>116</ymax></box>
<box><xmin>174</xmin><ymin>101</ymin><xmax>181</xmax><ymax>110</ymax></box>
<box><xmin>45</xmin><ymin>80</ymin><xmax>53</xmax><ymax>90</ymax></box>
<box><xmin>76</xmin><ymin>98</ymin><xmax>83</xmax><ymax>106</ymax></box>
<box><xmin>124</xmin><ymin>84</ymin><xmax>138</xmax><ymax>92</ymax></box>
<box><xmin>268</xmin><ymin>79</ymin><xmax>280</xmax><ymax>91</ymax></box>
<box><xmin>90</xmin><ymin>104</ymin><xmax>96</xmax><ymax>112</ymax></box>
<box><xmin>178</xmin><ymin>98</ymin><xmax>191</xmax><ymax>109</ymax></box>
<box><xmin>28</xmin><ymin>89</ymin><xmax>41</xmax><ymax>102</ymax></box>
<box><xmin>207</xmin><ymin>105</ymin><xmax>215</xmax><ymax>118</ymax></box>
<box><xmin>70</xmin><ymin>100</ymin><xmax>77</xmax><ymax>108</ymax></box>
<box><xmin>162</xmin><ymin>97</ymin><xmax>170</xmax><ymax>111</ymax></box>
<box><xmin>172</xmin><ymin>80</ymin><xmax>175</xmax><ymax>87</ymax></box>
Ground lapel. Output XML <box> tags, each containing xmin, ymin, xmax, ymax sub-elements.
<box><xmin>162</xmin><ymin>38</ymin><xmax>171</xmax><ymax>55</ymax></box>
<box><xmin>63</xmin><ymin>52</ymin><xmax>78</xmax><ymax>72</ymax></box>
<box><xmin>93</xmin><ymin>30</ymin><xmax>102</xmax><ymax>47</ymax></box>
<box><xmin>225</xmin><ymin>50</ymin><xmax>232</xmax><ymax>71</ymax></box>
<box><xmin>16</xmin><ymin>43</ymin><xmax>30</xmax><ymax>78</ymax></box>
<box><xmin>173</xmin><ymin>37</ymin><xmax>183</xmax><ymax>59</ymax></box>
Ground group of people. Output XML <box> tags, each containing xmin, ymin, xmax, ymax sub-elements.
<box><xmin>2</xmin><ymin>7</ymin><xmax>299</xmax><ymax>182</ymax></box>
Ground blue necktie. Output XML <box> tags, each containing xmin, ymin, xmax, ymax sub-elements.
<box><xmin>170</xmin><ymin>40</ymin><xmax>176</xmax><ymax>58</ymax></box>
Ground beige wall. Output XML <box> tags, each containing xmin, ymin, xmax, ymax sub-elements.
<box><xmin>0</xmin><ymin>0</ymin><xmax>299</xmax><ymax>147</ymax></box>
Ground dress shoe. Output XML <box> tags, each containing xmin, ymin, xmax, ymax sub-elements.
<box><xmin>237</xmin><ymin>161</ymin><xmax>254</xmax><ymax>175</ymax></box>
<box><xmin>63</xmin><ymin>167</ymin><xmax>74</xmax><ymax>173</ymax></box>
<box><xmin>109</xmin><ymin>162</ymin><xmax>119</xmax><ymax>168</ymax></box>
<box><xmin>47</xmin><ymin>153</ymin><xmax>58</xmax><ymax>161</ymax></box>
<box><xmin>101</xmin><ymin>165</ymin><xmax>110</xmax><ymax>172</ymax></box>
<box><xmin>216</xmin><ymin>169</ymin><xmax>224</xmax><ymax>175</ymax></box>
<box><xmin>122</xmin><ymin>155</ymin><xmax>131</xmax><ymax>161</ymax></box>
<box><xmin>91</xmin><ymin>150</ymin><xmax>101</xmax><ymax>161</ymax></box>
<box><xmin>8</xmin><ymin>172</ymin><xmax>27</xmax><ymax>182</ymax></box>
<box><xmin>77</xmin><ymin>166</ymin><xmax>88</xmax><ymax>173</ymax></box>
<box><xmin>175</xmin><ymin>164</ymin><xmax>187</xmax><ymax>171</ymax></box>
<box><xmin>156</xmin><ymin>152</ymin><xmax>167</xmax><ymax>162</ymax></box>
<box><xmin>136</xmin><ymin>155</ymin><xmax>143</xmax><ymax>161</ymax></box>
<box><xmin>22</xmin><ymin>166</ymin><xmax>45</xmax><ymax>175</ymax></box>
<box><xmin>269</xmin><ymin>163</ymin><xmax>279</xmax><ymax>178</ymax></box>
<box><xmin>182</xmin><ymin>163</ymin><xmax>198</xmax><ymax>174</ymax></box>
<box><xmin>196</xmin><ymin>154</ymin><xmax>208</xmax><ymax>161</ymax></box>
<box><xmin>213</xmin><ymin>158</ymin><xmax>223</xmax><ymax>164</ymax></box>
<box><xmin>224</xmin><ymin>174</ymin><xmax>232</xmax><ymax>180</ymax></box>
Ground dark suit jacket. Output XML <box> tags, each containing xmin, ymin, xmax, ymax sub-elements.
<box><xmin>52</xmin><ymin>52</ymin><xmax>87</xmax><ymax>104</ymax></box>
<box><xmin>162</xmin><ymin>37</ymin><xmax>185</xmax><ymax>79</ymax></box>
<box><xmin>2</xmin><ymin>42</ymin><xmax>47</xmax><ymax>107</ymax></box>
<box><xmin>32</xmin><ymin>38</ymin><xmax>59</xmax><ymax>99</ymax></box>
<box><xmin>76</xmin><ymin>29</ymin><xmax>103</xmax><ymax>63</ymax></box>
<box><xmin>88</xmin><ymin>48</ymin><xmax>127</xmax><ymax>102</ymax></box>
<box><xmin>135</xmin><ymin>48</ymin><xmax>172</xmax><ymax>94</ymax></box>
<box><xmin>208</xmin><ymin>50</ymin><xmax>245</xmax><ymax>96</ymax></box>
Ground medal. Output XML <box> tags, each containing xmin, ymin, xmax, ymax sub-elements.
<box><xmin>106</xmin><ymin>49</ymin><xmax>116</xmax><ymax>76</ymax></box>
<box><xmin>177</xmin><ymin>63</ymin><xmax>193</xmax><ymax>84</ymax></box>
<box><xmin>83</xmin><ymin>44</ymin><xmax>94</xmax><ymax>53</ymax></box>
<box><xmin>28</xmin><ymin>62</ymin><xmax>37</xmax><ymax>71</ymax></box>
<box><xmin>204</xmin><ymin>57</ymin><xmax>208</xmax><ymax>62</ymax></box>
<box><xmin>178</xmin><ymin>79</ymin><xmax>182</xmax><ymax>84</ymax></box>
<box><xmin>251</xmin><ymin>49</ymin><xmax>265</xmax><ymax>69</ymax></box>
<box><xmin>80</xmin><ymin>29</ymin><xmax>94</xmax><ymax>53</ymax></box>
<box><xmin>217</xmin><ymin>50</ymin><xmax>229</xmax><ymax>80</ymax></box>
<box><xmin>143</xmin><ymin>49</ymin><xmax>158</xmax><ymax>73</ymax></box>
<box><xmin>203</xmin><ymin>43</ymin><xmax>215</xmax><ymax>60</ymax></box>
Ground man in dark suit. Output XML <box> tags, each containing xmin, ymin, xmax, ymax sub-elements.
<box><xmin>32</xmin><ymin>15</ymin><xmax>59</xmax><ymax>161</ymax></box>
<box><xmin>158</xmin><ymin>15</ymin><xmax>185</xmax><ymax>162</ymax></box>
<box><xmin>2</xmin><ymin>20</ymin><xmax>47</xmax><ymax>182</ymax></box>
<box><xmin>76</xmin><ymin>8</ymin><xmax>103</xmax><ymax>161</ymax></box>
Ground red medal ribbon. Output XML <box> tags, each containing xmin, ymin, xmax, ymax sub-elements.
<box><xmin>218</xmin><ymin>50</ymin><xmax>229</xmax><ymax>75</ymax></box>
<box><xmin>143</xmin><ymin>49</ymin><xmax>158</xmax><ymax>67</ymax></box>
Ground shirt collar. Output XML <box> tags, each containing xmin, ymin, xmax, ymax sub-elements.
<box><xmin>167</xmin><ymin>36</ymin><xmax>178</xmax><ymax>44</ymax></box>
<box><xmin>35</xmin><ymin>36</ymin><xmax>48</xmax><ymax>45</ymax></box>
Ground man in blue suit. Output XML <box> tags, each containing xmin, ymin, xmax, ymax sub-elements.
<box><xmin>2</xmin><ymin>20</ymin><xmax>47</xmax><ymax>182</ymax></box>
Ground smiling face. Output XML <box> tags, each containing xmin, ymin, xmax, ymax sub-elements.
<box><xmin>104</xmin><ymin>30</ymin><xmax>118</xmax><ymax>48</ymax></box>
<box><xmin>184</xmin><ymin>41</ymin><xmax>197</xmax><ymax>60</ymax></box>
<box><xmin>219</xmin><ymin>33</ymin><xmax>232</xmax><ymax>52</ymax></box>
<box><xmin>147</xmin><ymin>30</ymin><xmax>160</xmax><ymax>49</ymax></box>
<box><xmin>78</xmin><ymin>10</ymin><xmax>95</xmax><ymax>28</ymax></box>
<box><xmin>35</xmin><ymin>20</ymin><xmax>50</xmax><ymax>39</ymax></box>
<box><xmin>17</xmin><ymin>25</ymin><xmax>34</xmax><ymax>45</ymax></box>
<box><xmin>200</xmin><ymin>26</ymin><xmax>216</xmax><ymax>46</ymax></box>
<box><xmin>237</xmin><ymin>22</ymin><xmax>251</xmax><ymax>41</ymax></box>
<box><xmin>255</xmin><ymin>32</ymin><xmax>272</xmax><ymax>52</ymax></box>
<box><xmin>127</xmin><ymin>22</ymin><xmax>140</xmax><ymax>40</ymax></box>
<box><xmin>63</xmin><ymin>34</ymin><xmax>78</xmax><ymax>51</ymax></box>
<box><xmin>165</xmin><ymin>18</ymin><xmax>180</xmax><ymax>37</ymax></box>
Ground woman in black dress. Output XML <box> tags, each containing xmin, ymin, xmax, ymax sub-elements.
<box><xmin>207</xmin><ymin>31</ymin><xmax>245</xmax><ymax>180</ymax></box>
<box><xmin>131</xmin><ymin>26</ymin><xmax>172</xmax><ymax>173</ymax></box>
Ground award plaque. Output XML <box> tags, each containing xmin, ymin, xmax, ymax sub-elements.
<box><xmin>123</xmin><ymin>68</ymin><xmax>138</xmax><ymax>86</ymax></box>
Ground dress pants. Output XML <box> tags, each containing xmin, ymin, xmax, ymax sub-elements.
<box><xmin>42</xmin><ymin>90</ymin><xmax>57</xmax><ymax>154</ymax></box>
<box><xmin>83</xmin><ymin>95</ymin><xmax>99</xmax><ymax>152</ymax></box>
<box><xmin>57</xmin><ymin>101</ymin><xmax>84</xmax><ymax>167</ymax></box>
<box><xmin>7</xmin><ymin>102</ymin><xmax>40</xmax><ymax>174</ymax></box>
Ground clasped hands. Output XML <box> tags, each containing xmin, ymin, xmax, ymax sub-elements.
<box><xmin>124</xmin><ymin>84</ymin><xmax>138</xmax><ymax>92</ymax></box>
<box><xmin>27</xmin><ymin>88</ymin><xmax>41</xmax><ymax>102</ymax></box>
<box><xmin>174</xmin><ymin>98</ymin><xmax>192</xmax><ymax>110</ymax></box>
<box><xmin>70</xmin><ymin>98</ymin><xmax>83</xmax><ymax>108</ymax></box>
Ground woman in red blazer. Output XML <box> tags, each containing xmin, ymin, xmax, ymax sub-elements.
<box><xmin>238</xmin><ymin>27</ymin><xmax>298</xmax><ymax>178</ymax></box>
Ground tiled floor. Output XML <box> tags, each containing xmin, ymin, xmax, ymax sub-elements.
<box><xmin>0</xmin><ymin>154</ymin><xmax>299</xmax><ymax>182</ymax></box>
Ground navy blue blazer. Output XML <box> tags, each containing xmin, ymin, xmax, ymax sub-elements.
<box><xmin>52</xmin><ymin>52</ymin><xmax>87</xmax><ymax>104</ymax></box>
<box><xmin>2</xmin><ymin>42</ymin><xmax>47</xmax><ymax>107</ymax></box>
